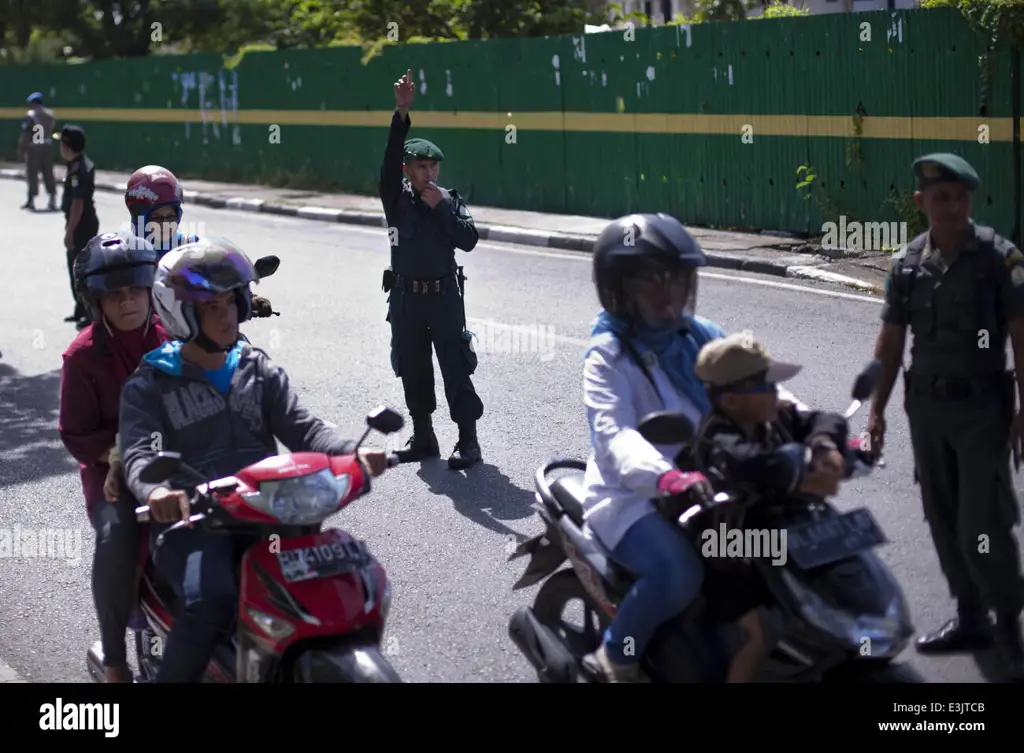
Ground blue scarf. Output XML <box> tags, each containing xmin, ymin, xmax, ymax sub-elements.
<box><xmin>588</xmin><ymin>309</ymin><xmax>726</xmax><ymax>417</ymax></box>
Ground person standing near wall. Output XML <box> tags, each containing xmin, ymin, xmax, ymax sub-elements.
<box><xmin>59</xmin><ymin>125</ymin><xmax>100</xmax><ymax>329</ymax></box>
<box><xmin>866</xmin><ymin>153</ymin><xmax>1024</xmax><ymax>681</ymax></box>
<box><xmin>17</xmin><ymin>92</ymin><xmax>57</xmax><ymax>212</ymax></box>
<box><xmin>379</xmin><ymin>69</ymin><xmax>484</xmax><ymax>470</ymax></box>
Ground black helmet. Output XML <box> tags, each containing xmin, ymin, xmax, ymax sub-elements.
<box><xmin>592</xmin><ymin>213</ymin><xmax>707</xmax><ymax>324</ymax></box>
<box><xmin>74</xmin><ymin>231</ymin><xmax>159</xmax><ymax>322</ymax></box>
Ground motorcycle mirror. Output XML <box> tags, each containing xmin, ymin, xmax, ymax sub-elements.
<box><xmin>254</xmin><ymin>255</ymin><xmax>280</xmax><ymax>279</ymax></box>
<box><xmin>637</xmin><ymin>411</ymin><xmax>695</xmax><ymax>445</ymax></box>
<box><xmin>366</xmin><ymin>405</ymin><xmax>404</xmax><ymax>435</ymax></box>
<box><xmin>851</xmin><ymin>359</ymin><xmax>882</xmax><ymax>401</ymax></box>
<box><xmin>139</xmin><ymin>451</ymin><xmax>184</xmax><ymax>484</ymax></box>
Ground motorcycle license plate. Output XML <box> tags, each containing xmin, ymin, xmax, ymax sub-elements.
<box><xmin>275</xmin><ymin>539</ymin><xmax>371</xmax><ymax>584</ymax></box>
<box><xmin>785</xmin><ymin>508</ymin><xmax>887</xmax><ymax>570</ymax></box>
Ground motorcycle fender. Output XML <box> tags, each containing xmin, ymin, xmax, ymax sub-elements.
<box><xmin>511</xmin><ymin>531</ymin><xmax>566</xmax><ymax>591</ymax></box>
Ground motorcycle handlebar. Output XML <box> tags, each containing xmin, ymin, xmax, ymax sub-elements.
<box><xmin>135</xmin><ymin>451</ymin><xmax>404</xmax><ymax>525</ymax></box>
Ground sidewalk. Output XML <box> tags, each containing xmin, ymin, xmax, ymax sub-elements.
<box><xmin>0</xmin><ymin>163</ymin><xmax>887</xmax><ymax>295</ymax></box>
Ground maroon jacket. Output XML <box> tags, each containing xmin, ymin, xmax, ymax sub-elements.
<box><xmin>58</xmin><ymin>315</ymin><xmax>170</xmax><ymax>518</ymax></box>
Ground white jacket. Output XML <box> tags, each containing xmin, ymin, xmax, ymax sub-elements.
<box><xmin>581</xmin><ymin>330</ymin><xmax>805</xmax><ymax>552</ymax></box>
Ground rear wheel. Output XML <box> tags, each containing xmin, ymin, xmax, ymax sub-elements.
<box><xmin>533</xmin><ymin>569</ymin><xmax>611</xmax><ymax>661</ymax></box>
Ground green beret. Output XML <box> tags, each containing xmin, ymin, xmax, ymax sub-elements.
<box><xmin>404</xmin><ymin>137</ymin><xmax>444</xmax><ymax>162</ymax></box>
<box><xmin>913</xmin><ymin>153</ymin><xmax>980</xmax><ymax>191</ymax></box>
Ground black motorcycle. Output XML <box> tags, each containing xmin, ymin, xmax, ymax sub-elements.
<box><xmin>508</xmin><ymin>360</ymin><xmax>924</xmax><ymax>683</ymax></box>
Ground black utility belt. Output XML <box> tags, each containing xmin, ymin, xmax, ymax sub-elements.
<box><xmin>395</xmin><ymin>274</ymin><xmax>454</xmax><ymax>294</ymax></box>
<box><xmin>904</xmin><ymin>371</ymin><xmax>1013</xmax><ymax>400</ymax></box>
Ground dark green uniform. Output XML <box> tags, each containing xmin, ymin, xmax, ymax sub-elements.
<box><xmin>379</xmin><ymin>109</ymin><xmax>483</xmax><ymax>468</ymax></box>
<box><xmin>60</xmin><ymin>125</ymin><xmax>99</xmax><ymax>324</ymax></box>
<box><xmin>18</xmin><ymin>94</ymin><xmax>57</xmax><ymax>210</ymax></box>
<box><xmin>881</xmin><ymin>152</ymin><xmax>1024</xmax><ymax>675</ymax></box>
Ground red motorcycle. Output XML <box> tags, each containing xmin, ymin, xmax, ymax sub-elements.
<box><xmin>86</xmin><ymin>406</ymin><xmax>405</xmax><ymax>683</ymax></box>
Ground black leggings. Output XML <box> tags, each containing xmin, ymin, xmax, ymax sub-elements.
<box><xmin>89</xmin><ymin>492</ymin><xmax>141</xmax><ymax>667</ymax></box>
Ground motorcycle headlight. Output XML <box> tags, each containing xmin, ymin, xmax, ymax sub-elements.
<box><xmin>243</xmin><ymin>469</ymin><xmax>350</xmax><ymax>526</ymax></box>
<box><xmin>779</xmin><ymin>569</ymin><xmax>911</xmax><ymax>658</ymax></box>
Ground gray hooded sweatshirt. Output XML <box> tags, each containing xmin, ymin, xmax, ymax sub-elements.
<box><xmin>119</xmin><ymin>340</ymin><xmax>357</xmax><ymax>506</ymax></box>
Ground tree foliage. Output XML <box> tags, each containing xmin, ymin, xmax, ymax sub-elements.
<box><xmin>0</xmin><ymin>0</ymin><xmax>611</xmax><ymax>63</ymax></box>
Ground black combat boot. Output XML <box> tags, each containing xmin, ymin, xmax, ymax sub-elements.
<box><xmin>448</xmin><ymin>421</ymin><xmax>482</xmax><ymax>470</ymax></box>
<box><xmin>915</xmin><ymin>602</ymin><xmax>993</xmax><ymax>655</ymax></box>
<box><xmin>994</xmin><ymin>612</ymin><xmax>1024</xmax><ymax>682</ymax></box>
<box><xmin>395</xmin><ymin>415</ymin><xmax>440</xmax><ymax>463</ymax></box>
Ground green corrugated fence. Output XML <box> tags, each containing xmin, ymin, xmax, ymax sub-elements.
<box><xmin>1</xmin><ymin>6</ymin><xmax>1019</xmax><ymax>237</ymax></box>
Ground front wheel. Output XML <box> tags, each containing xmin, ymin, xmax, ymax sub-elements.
<box><xmin>290</xmin><ymin>643</ymin><xmax>403</xmax><ymax>683</ymax></box>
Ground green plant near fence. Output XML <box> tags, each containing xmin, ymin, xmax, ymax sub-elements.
<box><xmin>0</xmin><ymin>5</ymin><xmax>1020</xmax><ymax>241</ymax></box>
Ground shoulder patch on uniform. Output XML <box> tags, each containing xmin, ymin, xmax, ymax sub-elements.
<box><xmin>1011</xmin><ymin>266</ymin><xmax>1024</xmax><ymax>287</ymax></box>
<box><xmin>1003</xmin><ymin>244</ymin><xmax>1024</xmax><ymax>267</ymax></box>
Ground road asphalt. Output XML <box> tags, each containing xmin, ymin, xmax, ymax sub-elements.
<box><xmin>0</xmin><ymin>162</ymin><xmax>889</xmax><ymax>295</ymax></box>
<box><xmin>0</xmin><ymin>178</ymin><xmax>1016</xmax><ymax>684</ymax></box>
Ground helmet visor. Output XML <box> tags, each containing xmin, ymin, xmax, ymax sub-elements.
<box><xmin>82</xmin><ymin>264</ymin><xmax>156</xmax><ymax>297</ymax></box>
<box><xmin>621</xmin><ymin>262</ymin><xmax>698</xmax><ymax>324</ymax></box>
<box><xmin>166</xmin><ymin>241</ymin><xmax>257</xmax><ymax>301</ymax></box>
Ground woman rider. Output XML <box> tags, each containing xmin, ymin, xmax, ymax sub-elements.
<box><xmin>580</xmin><ymin>212</ymin><xmax>802</xmax><ymax>682</ymax></box>
<box><xmin>58</xmin><ymin>230</ymin><xmax>170</xmax><ymax>682</ymax></box>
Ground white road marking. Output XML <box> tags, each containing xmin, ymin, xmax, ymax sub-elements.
<box><xmin>327</xmin><ymin>224</ymin><xmax>882</xmax><ymax>305</ymax></box>
<box><xmin>0</xmin><ymin>658</ymin><xmax>26</xmax><ymax>683</ymax></box>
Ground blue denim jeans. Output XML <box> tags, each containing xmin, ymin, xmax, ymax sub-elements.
<box><xmin>602</xmin><ymin>511</ymin><xmax>704</xmax><ymax>664</ymax></box>
<box><xmin>151</xmin><ymin>524</ymin><xmax>249</xmax><ymax>683</ymax></box>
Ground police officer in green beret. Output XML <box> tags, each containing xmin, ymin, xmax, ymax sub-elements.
<box><xmin>379</xmin><ymin>69</ymin><xmax>483</xmax><ymax>470</ymax></box>
<box><xmin>867</xmin><ymin>153</ymin><xmax>1024</xmax><ymax>680</ymax></box>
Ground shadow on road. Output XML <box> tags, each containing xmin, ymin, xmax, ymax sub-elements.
<box><xmin>0</xmin><ymin>362</ymin><xmax>78</xmax><ymax>488</ymax></box>
<box><xmin>415</xmin><ymin>460</ymin><xmax>535</xmax><ymax>540</ymax></box>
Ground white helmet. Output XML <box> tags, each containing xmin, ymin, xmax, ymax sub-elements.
<box><xmin>151</xmin><ymin>238</ymin><xmax>257</xmax><ymax>349</ymax></box>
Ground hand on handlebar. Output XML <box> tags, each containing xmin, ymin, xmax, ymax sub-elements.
<box><xmin>148</xmin><ymin>487</ymin><xmax>192</xmax><ymax>524</ymax></box>
<box><xmin>358</xmin><ymin>449</ymin><xmax>390</xmax><ymax>477</ymax></box>
<box><xmin>657</xmin><ymin>470</ymin><xmax>714</xmax><ymax>506</ymax></box>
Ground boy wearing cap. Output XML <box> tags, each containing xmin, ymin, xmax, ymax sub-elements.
<box><xmin>17</xmin><ymin>92</ymin><xmax>57</xmax><ymax>211</ymax></box>
<box><xmin>694</xmin><ymin>331</ymin><xmax>848</xmax><ymax>499</ymax></box>
<box><xmin>691</xmin><ymin>332</ymin><xmax>849</xmax><ymax>682</ymax></box>
<box><xmin>59</xmin><ymin>125</ymin><xmax>100</xmax><ymax>329</ymax></box>
<box><xmin>867</xmin><ymin>152</ymin><xmax>1024</xmax><ymax>678</ymax></box>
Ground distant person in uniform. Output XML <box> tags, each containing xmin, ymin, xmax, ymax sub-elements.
<box><xmin>59</xmin><ymin>125</ymin><xmax>100</xmax><ymax>329</ymax></box>
<box><xmin>379</xmin><ymin>69</ymin><xmax>483</xmax><ymax>470</ymax></box>
<box><xmin>867</xmin><ymin>153</ymin><xmax>1024</xmax><ymax>681</ymax></box>
<box><xmin>17</xmin><ymin>92</ymin><xmax>57</xmax><ymax>212</ymax></box>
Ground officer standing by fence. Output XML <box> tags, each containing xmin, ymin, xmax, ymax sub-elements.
<box><xmin>866</xmin><ymin>153</ymin><xmax>1024</xmax><ymax>681</ymax></box>
<box><xmin>59</xmin><ymin>125</ymin><xmax>100</xmax><ymax>329</ymax></box>
<box><xmin>380</xmin><ymin>69</ymin><xmax>483</xmax><ymax>470</ymax></box>
<box><xmin>17</xmin><ymin>92</ymin><xmax>57</xmax><ymax>212</ymax></box>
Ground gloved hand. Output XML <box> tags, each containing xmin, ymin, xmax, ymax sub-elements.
<box><xmin>657</xmin><ymin>469</ymin><xmax>713</xmax><ymax>504</ymax></box>
<box><xmin>251</xmin><ymin>295</ymin><xmax>274</xmax><ymax>318</ymax></box>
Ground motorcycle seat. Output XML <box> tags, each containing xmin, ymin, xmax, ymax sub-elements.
<box><xmin>549</xmin><ymin>472</ymin><xmax>587</xmax><ymax>526</ymax></box>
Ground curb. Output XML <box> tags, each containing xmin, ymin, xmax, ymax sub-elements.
<box><xmin>785</xmin><ymin>265</ymin><xmax>885</xmax><ymax>296</ymax></box>
<box><xmin>0</xmin><ymin>168</ymin><xmax>880</xmax><ymax>294</ymax></box>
